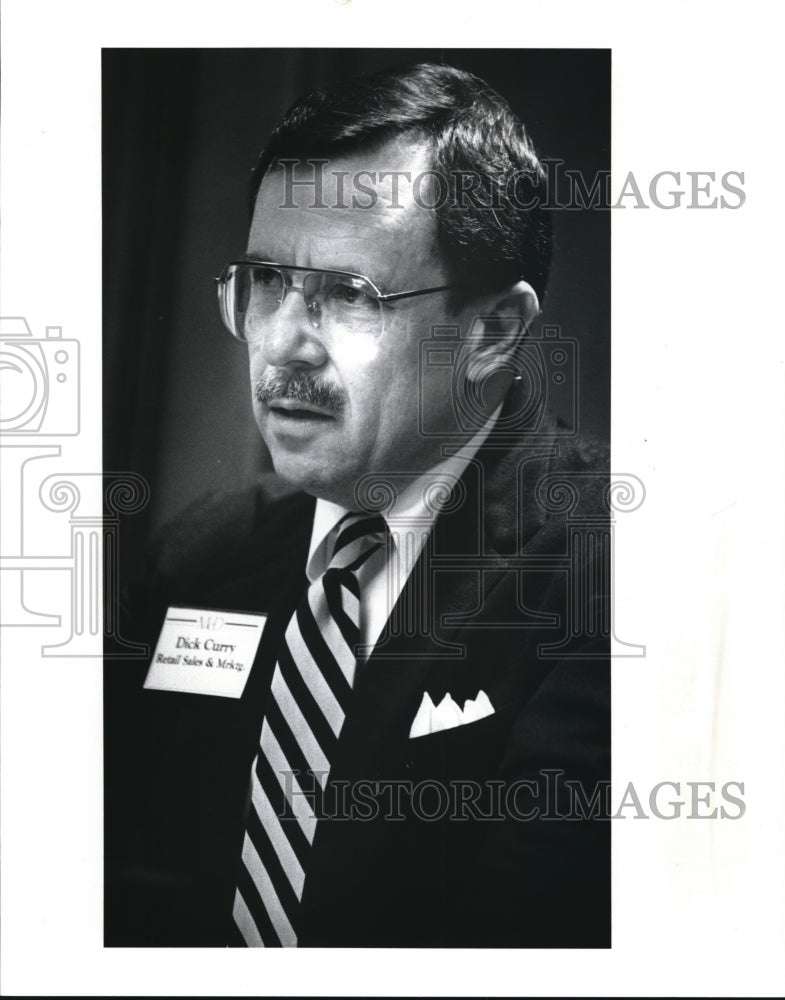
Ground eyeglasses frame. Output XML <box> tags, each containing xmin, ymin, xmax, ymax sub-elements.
<box><xmin>215</xmin><ymin>259</ymin><xmax>455</xmax><ymax>340</ymax></box>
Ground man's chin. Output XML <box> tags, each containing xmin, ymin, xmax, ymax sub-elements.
<box><xmin>266</xmin><ymin>448</ymin><xmax>359</xmax><ymax>507</ymax></box>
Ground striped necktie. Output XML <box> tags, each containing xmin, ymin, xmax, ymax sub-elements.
<box><xmin>233</xmin><ymin>511</ymin><xmax>388</xmax><ymax>947</ymax></box>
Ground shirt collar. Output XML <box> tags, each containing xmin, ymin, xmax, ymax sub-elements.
<box><xmin>305</xmin><ymin>404</ymin><xmax>502</xmax><ymax>583</ymax></box>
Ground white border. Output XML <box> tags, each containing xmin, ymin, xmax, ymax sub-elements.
<box><xmin>2</xmin><ymin>1</ymin><xmax>785</xmax><ymax>995</ymax></box>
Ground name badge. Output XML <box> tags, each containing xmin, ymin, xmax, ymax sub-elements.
<box><xmin>144</xmin><ymin>606</ymin><xmax>267</xmax><ymax>699</ymax></box>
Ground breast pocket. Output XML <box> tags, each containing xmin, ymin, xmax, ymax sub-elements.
<box><xmin>398</xmin><ymin>701</ymin><xmax>519</xmax><ymax>783</ymax></box>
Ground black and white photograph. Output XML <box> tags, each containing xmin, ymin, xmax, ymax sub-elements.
<box><xmin>1</xmin><ymin>1</ymin><xmax>784</xmax><ymax>996</ymax></box>
<box><xmin>102</xmin><ymin>48</ymin><xmax>611</xmax><ymax>949</ymax></box>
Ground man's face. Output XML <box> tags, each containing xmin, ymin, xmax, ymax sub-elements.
<box><xmin>246</xmin><ymin>139</ymin><xmax>469</xmax><ymax>508</ymax></box>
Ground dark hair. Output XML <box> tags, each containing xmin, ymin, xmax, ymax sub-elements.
<box><xmin>250</xmin><ymin>63</ymin><xmax>551</xmax><ymax>309</ymax></box>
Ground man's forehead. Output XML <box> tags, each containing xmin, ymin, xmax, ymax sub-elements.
<box><xmin>264</xmin><ymin>137</ymin><xmax>433</xmax><ymax>209</ymax></box>
<box><xmin>247</xmin><ymin>139</ymin><xmax>446</xmax><ymax>282</ymax></box>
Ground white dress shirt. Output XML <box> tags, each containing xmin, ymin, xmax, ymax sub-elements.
<box><xmin>304</xmin><ymin>405</ymin><xmax>502</xmax><ymax>661</ymax></box>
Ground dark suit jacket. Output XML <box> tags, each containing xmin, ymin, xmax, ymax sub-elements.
<box><xmin>104</xmin><ymin>400</ymin><xmax>610</xmax><ymax>948</ymax></box>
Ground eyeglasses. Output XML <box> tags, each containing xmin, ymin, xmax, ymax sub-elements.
<box><xmin>215</xmin><ymin>260</ymin><xmax>453</xmax><ymax>342</ymax></box>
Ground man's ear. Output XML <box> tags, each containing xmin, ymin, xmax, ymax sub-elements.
<box><xmin>463</xmin><ymin>280</ymin><xmax>541</xmax><ymax>384</ymax></box>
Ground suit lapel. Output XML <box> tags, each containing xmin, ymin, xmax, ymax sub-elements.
<box><xmin>330</xmin><ymin>394</ymin><xmax>562</xmax><ymax>781</ymax></box>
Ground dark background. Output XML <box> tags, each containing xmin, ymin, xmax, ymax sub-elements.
<box><xmin>103</xmin><ymin>49</ymin><xmax>610</xmax><ymax>580</ymax></box>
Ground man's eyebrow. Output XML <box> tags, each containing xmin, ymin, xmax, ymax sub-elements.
<box><xmin>240</xmin><ymin>254</ymin><xmax>376</xmax><ymax>280</ymax></box>
<box><xmin>241</xmin><ymin>252</ymin><xmax>276</xmax><ymax>264</ymax></box>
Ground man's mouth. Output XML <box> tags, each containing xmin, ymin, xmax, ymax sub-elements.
<box><xmin>255</xmin><ymin>371</ymin><xmax>345</xmax><ymax>420</ymax></box>
<box><xmin>266</xmin><ymin>399</ymin><xmax>335</xmax><ymax>420</ymax></box>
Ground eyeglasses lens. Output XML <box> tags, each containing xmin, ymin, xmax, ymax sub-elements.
<box><xmin>223</xmin><ymin>264</ymin><xmax>382</xmax><ymax>340</ymax></box>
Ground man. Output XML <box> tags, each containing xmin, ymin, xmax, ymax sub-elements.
<box><xmin>105</xmin><ymin>62</ymin><xmax>610</xmax><ymax>948</ymax></box>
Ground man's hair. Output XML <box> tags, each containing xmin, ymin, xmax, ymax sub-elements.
<box><xmin>250</xmin><ymin>62</ymin><xmax>552</xmax><ymax>309</ymax></box>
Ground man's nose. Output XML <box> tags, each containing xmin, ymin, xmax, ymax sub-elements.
<box><xmin>255</xmin><ymin>289</ymin><xmax>327</xmax><ymax>369</ymax></box>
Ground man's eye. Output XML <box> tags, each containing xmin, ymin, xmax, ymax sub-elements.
<box><xmin>256</xmin><ymin>267</ymin><xmax>281</xmax><ymax>288</ymax></box>
<box><xmin>329</xmin><ymin>282</ymin><xmax>375</xmax><ymax>307</ymax></box>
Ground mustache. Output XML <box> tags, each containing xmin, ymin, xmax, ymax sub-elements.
<box><xmin>254</xmin><ymin>369</ymin><xmax>346</xmax><ymax>415</ymax></box>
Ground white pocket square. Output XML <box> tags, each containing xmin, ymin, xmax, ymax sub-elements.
<box><xmin>409</xmin><ymin>690</ymin><xmax>494</xmax><ymax>738</ymax></box>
